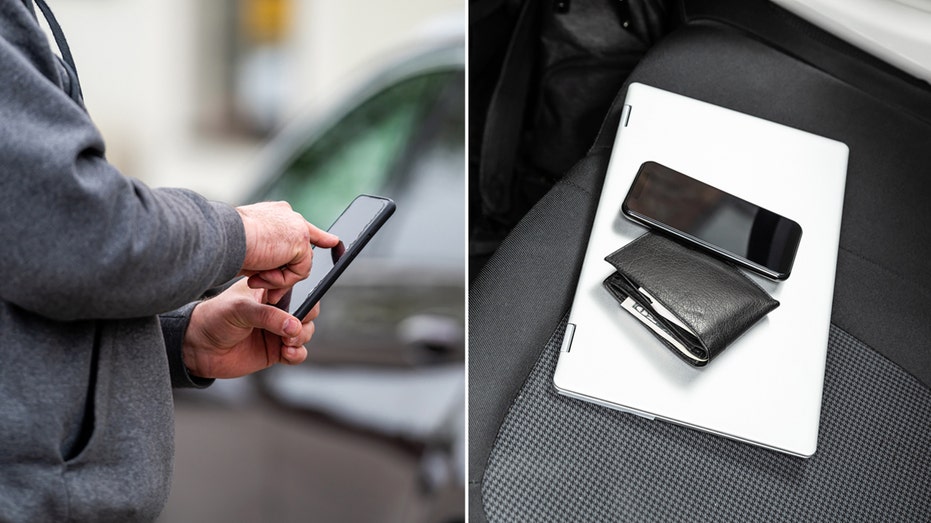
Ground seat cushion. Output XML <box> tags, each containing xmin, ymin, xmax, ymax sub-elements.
<box><xmin>484</xmin><ymin>321</ymin><xmax>931</xmax><ymax>521</ymax></box>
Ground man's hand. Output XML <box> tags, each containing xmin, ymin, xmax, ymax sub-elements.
<box><xmin>236</xmin><ymin>201</ymin><xmax>339</xmax><ymax>303</ymax></box>
<box><xmin>182</xmin><ymin>279</ymin><xmax>321</xmax><ymax>379</ymax></box>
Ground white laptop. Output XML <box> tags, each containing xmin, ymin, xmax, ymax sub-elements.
<box><xmin>553</xmin><ymin>83</ymin><xmax>848</xmax><ymax>458</ymax></box>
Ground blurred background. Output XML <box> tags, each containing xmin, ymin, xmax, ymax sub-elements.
<box><xmin>48</xmin><ymin>1</ymin><xmax>465</xmax><ymax>521</ymax></box>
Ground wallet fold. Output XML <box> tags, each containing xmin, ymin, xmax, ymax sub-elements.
<box><xmin>603</xmin><ymin>233</ymin><xmax>779</xmax><ymax>366</ymax></box>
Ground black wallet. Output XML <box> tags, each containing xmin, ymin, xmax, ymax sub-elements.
<box><xmin>603</xmin><ymin>233</ymin><xmax>779</xmax><ymax>367</ymax></box>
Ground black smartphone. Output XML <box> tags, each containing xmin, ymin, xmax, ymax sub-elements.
<box><xmin>291</xmin><ymin>194</ymin><xmax>395</xmax><ymax>319</ymax></box>
<box><xmin>622</xmin><ymin>161</ymin><xmax>802</xmax><ymax>280</ymax></box>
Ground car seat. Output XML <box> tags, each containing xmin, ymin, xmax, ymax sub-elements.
<box><xmin>469</xmin><ymin>0</ymin><xmax>931</xmax><ymax>520</ymax></box>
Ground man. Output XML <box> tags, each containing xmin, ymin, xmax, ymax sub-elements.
<box><xmin>0</xmin><ymin>0</ymin><xmax>338</xmax><ymax>519</ymax></box>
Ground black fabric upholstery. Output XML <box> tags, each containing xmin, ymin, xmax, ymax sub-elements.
<box><xmin>470</xmin><ymin>5</ymin><xmax>931</xmax><ymax>522</ymax></box>
<box><xmin>468</xmin><ymin>147</ymin><xmax>612</xmax><ymax>520</ymax></box>
<box><xmin>483</xmin><ymin>320</ymin><xmax>931</xmax><ymax>521</ymax></box>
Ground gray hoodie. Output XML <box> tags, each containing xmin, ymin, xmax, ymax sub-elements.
<box><xmin>0</xmin><ymin>0</ymin><xmax>246</xmax><ymax>520</ymax></box>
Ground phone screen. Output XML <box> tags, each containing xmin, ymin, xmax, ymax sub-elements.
<box><xmin>289</xmin><ymin>195</ymin><xmax>394</xmax><ymax>319</ymax></box>
<box><xmin>622</xmin><ymin>162</ymin><xmax>802</xmax><ymax>279</ymax></box>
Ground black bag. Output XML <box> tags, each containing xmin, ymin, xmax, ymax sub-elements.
<box><xmin>469</xmin><ymin>0</ymin><xmax>671</xmax><ymax>275</ymax></box>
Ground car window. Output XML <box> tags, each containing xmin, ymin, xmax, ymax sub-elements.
<box><xmin>260</xmin><ymin>71</ymin><xmax>459</xmax><ymax>227</ymax></box>
<box><xmin>365</xmin><ymin>71</ymin><xmax>465</xmax><ymax>268</ymax></box>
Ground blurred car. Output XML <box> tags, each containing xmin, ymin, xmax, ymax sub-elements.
<box><xmin>163</xmin><ymin>34</ymin><xmax>465</xmax><ymax>523</ymax></box>
<box><xmin>253</xmin><ymin>46</ymin><xmax>466</xmax><ymax>368</ymax></box>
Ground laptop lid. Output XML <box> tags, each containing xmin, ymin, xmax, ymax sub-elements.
<box><xmin>553</xmin><ymin>83</ymin><xmax>848</xmax><ymax>457</ymax></box>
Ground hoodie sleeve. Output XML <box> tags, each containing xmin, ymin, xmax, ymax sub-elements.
<box><xmin>0</xmin><ymin>1</ymin><xmax>246</xmax><ymax>321</ymax></box>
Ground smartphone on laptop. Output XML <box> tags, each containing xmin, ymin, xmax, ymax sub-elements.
<box><xmin>622</xmin><ymin>161</ymin><xmax>802</xmax><ymax>280</ymax></box>
<box><xmin>291</xmin><ymin>194</ymin><xmax>395</xmax><ymax>320</ymax></box>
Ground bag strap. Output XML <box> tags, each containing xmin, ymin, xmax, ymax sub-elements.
<box><xmin>32</xmin><ymin>0</ymin><xmax>84</xmax><ymax>104</ymax></box>
<box><xmin>478</xmin><ymin>0</ymin><xmax>542</xmax><ymax>225</ymax></box>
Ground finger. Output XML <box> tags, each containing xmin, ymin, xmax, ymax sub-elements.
<box><xmin>245</xmin><ymin>274</ymin><xmax>283</xmax><ymax>299</ymax></box>
<box><xmin>246</xmin><ymin>273</ymin><xmax>279</xmax><ymax>290</ymax></box>
<box><xmin>246</xmin><ymin>258</ymin><xmax>310</xmax><ymax>290</ymax></box>
<box><xmin>266</xmin><ymin>287</ymin><xmax>290</xmax><ymax>306</ymax></box>
<box><xmin>272</xmin><ymin>288</ymin><xmax>293</xmax><ymax>311</ymax></box>
<box><xmin>248</xmin><ymin>274</ymin><xmax>304</xmax><ymax>306</ymax></box>
<box><xmin>280</xmin><ymin>345</ymin><xmax>307</xmax><ymax>365</ymax></box>
<box><xmin>308</xmin><ymin>222</ymin><xmax>340</xmax><ymax>248</ymax></box>
<box><xmin>283</xmin><ymin>319</ymin><xmax>315</xmax><ymax>347</ymax></box>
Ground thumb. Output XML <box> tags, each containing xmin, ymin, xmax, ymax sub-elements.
<box><xmin>240</xmin><ymin>301</ymin><xmax>303</xmax><ymax>338</ymax></box>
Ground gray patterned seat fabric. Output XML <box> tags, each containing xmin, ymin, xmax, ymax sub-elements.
<box><xmin>484</xmin><ymin>321</ymin><xmax>931</xmax><ymax>521</ymax></box>
<box><xmin>469</xmin><ymin>4</ymin><xmax>931</xmax><ymax>521</ymax></box>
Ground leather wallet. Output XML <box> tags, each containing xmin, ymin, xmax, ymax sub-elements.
<box><xmin>602</xmin><ymin>233</ymin><xmax>779</xmax><ymax>367</ymax></box>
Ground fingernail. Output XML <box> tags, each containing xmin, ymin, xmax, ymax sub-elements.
<box><xmin>283</xmin><ymin>318</ymin><xmax>300</xmax><ymax>336</ymax></box>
